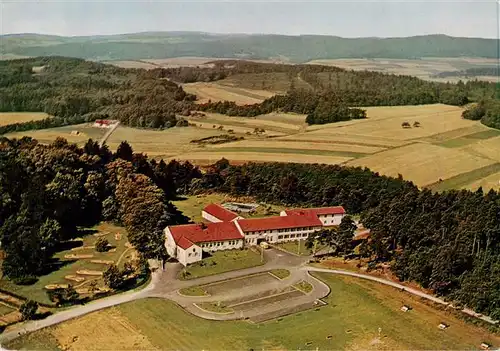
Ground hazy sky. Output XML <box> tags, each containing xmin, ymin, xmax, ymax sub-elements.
<box><xmin>1</xmin><ymin>0</ymin><xmax>498</xmax><ymax>38</ymax></box>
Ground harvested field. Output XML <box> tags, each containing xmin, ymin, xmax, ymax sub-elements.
<box><xmin>183</xmin><ymin>82</ymin><xmax>275</xmax><ymax>105</ymax></box>
<box><xmin>5</xmin><ymin>123</ymin><xmax>106</xmax><ymax>145</ymax></box>
<box><xmin>170</xmin><ymin>151</ymin><xmax>352</xmax><ymax>166</ymax></box>
<box><xmin>460</xmin><ymin>136</ymin><xmax>500</xmax><ymax>162</ymax></box>
<box><xmin>212</xmin><ymin>140</ymin><xmax>386</xmax><ymax>154</ymax></box>
<box><xmin>348</xmin><ymin>143</ymin><xmax>495</xmax><ymax>187</ymax></box>
<box><xmin>321</xmin><ymin>109</ymin><xmax>472</xmax><ymax>141</ymax></box>
<box><xmin>104</xmin><ymin>60</ymin><xmax>159</xmax><ymax>69</ymax></box>
<box><xmin>463</xmin><ymin>170</ymin><xmax>500</xmax><ymax>191</ymax></box>
<box><xmin>105</xmin><ymin>126</ymin><xmax>224</xmax><ymax>157</ymax></box>
<box><xmin>188</xmin><ymin>120</ymin><xmax>285</xmax><ymax>136</ymax></box>
<box><xmin>428</xmin><ymin>163</ymin><xmax>500</xmax><ymax>192</ymax></box>
<box><xmin>278</xmin><ymin>132</ymin><xmax>408</xmax><ymax>148</ymax></box>
<box><xmin>192</xmin><ymin>112</ymin><xmax>302</xmax><ymax>132</ymax></box>
<box><xmin>255</xmin><ymin>112</ymin><xmax>307</xmax><ymax>126</ymax></box>
<box><xmin>420</xmin><ymin>124</ymin><xmax>491</xmax><ymax>143</ymax></box>
<box><xmin>0</xmin><ymin>112</ymin><xmax>49</xmax><ymax>126</ymax></box>
<box><xmin>438</xmin><ymin>129</ymin><xmax>500</xmax><ymax>148</ymax></box>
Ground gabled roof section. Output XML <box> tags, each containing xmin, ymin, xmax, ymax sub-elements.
<box><xmin>285</xmin><ymin>206</ymin><xmax>346</xmax><ymax>217</ymax></box>
<box><xmin>169</xmin><ymin>221</ymin><xmax>244</xmax><ymax>246</ymax></box>
<box><xmin>236</xmin><ymin>214</ymin><xmax>322</xmax><ymax>232</ymax></box>
<box><xmin>176</xmin><ymin>236</ymin><xmax>195</xmax><ymax>250</ymax></box>
<box><xmin>203</xmin><ymin>203</ymin><xmax>240</xmax><ymax>222</ymax></box>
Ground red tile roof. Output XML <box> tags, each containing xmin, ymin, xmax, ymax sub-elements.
<box><xmin>176</xmin><ymin>236</ymin><xmax>195</xmax><ymax>250</ymax></box>
<box><xmin>237</xmin><ymin>215</ymin><xmax>322</xmax><ymax>232</ymax></box>
<box><xmin>169</xmin><ymin>222</ymin><xmax>243</xmax><ymax>247</ymax></box>
<box><xmin>203</xmin><ymin>204</ymin><xmax>240</xmax><ymax>222</ymax></box>
<box><xmin>285</xmin><ymin>206</ymin><xmax>346</xmax><ymax>217</ymax></box>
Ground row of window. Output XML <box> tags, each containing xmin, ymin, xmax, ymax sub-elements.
<box><xmin>187</xmin><ymin>251</ymin><xmax>199</xmax><ymax>257</ymax></box>
<box><xmin>278</xmin><ymin>233</ymin><xmax>308</xmax><ymax>240</ymax></box>
<box><xmin>199</xmin><ymin>240</ymin><xmax>240</xmax><ymax>248</ymax></box>
<box><xmin>247</xmin><ymin>227</ymin><xmax>317</xmax><ymax>235</ymax></box>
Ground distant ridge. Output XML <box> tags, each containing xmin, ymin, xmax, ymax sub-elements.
<box><xmin>1</xmin><ymin>32</ymin><xmax>497</xmax><ymax>62</ymax></box>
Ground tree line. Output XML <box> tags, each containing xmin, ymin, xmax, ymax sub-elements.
<box><xmin>0</xmin><ymin>57</ymin><xmax>196</xmax><ymax>133</ymax></box>
<box><xmin>190</xmin><ymin>159</ymin><xmax>500</xmax><ymax>320</ymax></box>
<box><xmin>463</xmin><ymin>99</ymin><xmax>500</xmax><ymax>129</ymax></box>
<box><xmin>0</xmin><ymin>137</ymin><xmax>200</xmax><ymax>283</ymax></box>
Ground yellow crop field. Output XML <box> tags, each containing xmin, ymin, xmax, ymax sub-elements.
<box><xmin>169</xmin><ymin>151</ymin><xmax>352</xmax><ymax>165</ymax></box>
<box><xmin>279</xmin><ymin>132</ymin><xmax>409</xmax><ymax>148</ymax></box>
<box><xmin>183</xmin><ymin>82</ymin><xmax>275</xmax><ymax>105</ymax></box>
<box><xmin>211</xmin><ymin>140</ymin><xmax>386</xmax><ymax>154</ymax></box>
<box><xmin>189</xmin><ymin>112</ymin><xmax>302</xmax><ymax>133</ymax></box>
<box><xmin>348</xmin><ymin>143</ymin><xmax>495</xmax><ymax>187</ymax></box>
<box><xmin>459</xmin><ymin>136</ymin><xmax>500</xmax><ymax>162</ymax></box>
<box><xmin>0</xmin><ymin>112</ymin><xmax>49</xmax><ymax>126</ymax></box>
<box><xmin>463</xmin><ymin>171</ymin><xmax>500</xmax><ymax>191</ymax></box>
<box><xmin>5</xmin><ymin>124</ymin><xmax>106</xmax><ymax>144</ymax></box>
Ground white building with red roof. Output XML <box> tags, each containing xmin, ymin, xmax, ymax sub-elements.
<box><xmin>281</xmin><ymin>206</ymin><xmax>346</xmax><ymax>226</ymax></box>
<box><xmin>202</xmin><ymin>204</ymin><xmax>242</xmax><ymax>223</ymax></box>
<box><xmin>165</xmin><ymin>203</ymin><xmax>347</xmax><ymax>266</ymax></box>
<box><xmin>234</xmin><ymin>215</ymin><xmax>323</xmax><ymax>246</ymax></box>
<box><xmin>164</xmin><ymin>221</ymin><xmax>244</xmax><ymax>266</ymax></box>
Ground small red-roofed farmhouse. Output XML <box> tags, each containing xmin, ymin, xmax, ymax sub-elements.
<box><xmin>165</xmin><ymin>203</ymin><xmax>347</xmax><ymax>266</ymax></box>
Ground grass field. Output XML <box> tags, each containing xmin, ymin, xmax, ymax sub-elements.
<box><xmin>269</xmin><ymin>269</ymin><xmax>290</xmax><ymax>279</ymax></box>
<box><xmin>275</xmin><ymin>240</ymin><xmax>318</xmax><ymax>256</ymax></box>
<box><xmin>183</xmin><ymin>82</ymin><xmax>275</xmax><ymax>105</ymax></box>
<box><xmin>178</xmin><ymin>249</ymin><xmax>264</xmax><ymax>280</ymax></box>
<box><xmin>5</xmin><ymin>123</ymin><xmax>106</xmax><ymax>145</ymax></box>
<box><xmin>0</xmin><ymin>223</ymin><xmax>135</xmax><ymax>304</ymax></box>
<box><xmin>8</xmin><ymin>273</ymin><xmax>500</xmax><ymax>350</ymax></box>
<box><xmin>0</xmin><ymin>112</ymin><xmax>50</xmax><ymax>126</ymax></box>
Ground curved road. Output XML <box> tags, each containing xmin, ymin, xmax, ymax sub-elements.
<box><xmin>0</xmin><ymin>251</ymin><xmax>496</xmax><ymax>345</ymax></box>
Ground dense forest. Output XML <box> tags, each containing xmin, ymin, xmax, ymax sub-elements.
<box><xmin>192</xmin><ymin>160</ymin><xmax>500</xmax><ymax>320</ymax></box>
<box><xmin>462</xmin><ymin>99</ymin><xmax>500</xmax><ymax>129</ymax></box>
<box><xmin>2</xmin><ymin>33</ymin><xmax>497</xmax><ymax>62</ymax></box>
<box><xmin>0</xmin><ymin>57</ymin><xmax>196</xmax><ymax>134</ymax></box>
<box><xmin>0</xmin><ymin>136</ymin><xmax>200</xmax><ymax>282</ymax></box>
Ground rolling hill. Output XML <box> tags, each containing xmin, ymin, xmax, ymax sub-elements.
<box><xmin>1</xmin><ymin>32</ymin><xmax>497</xmax><ymax>62</ymax></box>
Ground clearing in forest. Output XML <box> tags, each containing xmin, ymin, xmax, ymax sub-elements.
<box><xmin>183</xmin><ymin>82</ymin><xmax>275</xmax><ymax>105</ymax></box>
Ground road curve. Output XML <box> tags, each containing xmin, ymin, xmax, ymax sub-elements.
<box><xmin>306</xmin><ymin>266</ymin><xmax>498</xmax><ymax>325</ymax></box>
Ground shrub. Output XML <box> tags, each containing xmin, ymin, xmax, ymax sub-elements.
<box><xmin>103</xmin><ymin>264</ymin><xmax>124</xmax><ymax>289</ymax></box>
<box><xmin>19</xmin><ymin>300</ymin><xmax>38</xmax><ymax>321</ymax></box>
<box><xmin>95</xmin><ymin>238</ymin><xmax>110</xmax><ymax>252</ymax></box>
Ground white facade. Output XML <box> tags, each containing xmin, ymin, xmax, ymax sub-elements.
<box><xmin>202</xmin><ymin>210</ymin><xmax>223</xmax><ymax>223</ymax></box>
<box><xmin>164</xmin><ymin>227</ymin><xmax>243</xmax><ymax>266</ymax></box>
<box><xmin>318</xmin><ymin>213</ymin><xmax>345</xmax><ymax>226</ymax></box>
<box><xmin>177</xmin><ymin>245</ymin><xmax>203</xmax><ymax>266</ymax></box>
<box><xmin>233</xmin><ymin>221</ymin><xmax>322</xmax><ymax>245</ymax></box>
<box><xmin>279</xmin><ymin>210</ymin><xmax>345</xmax><ymax>227</ymax></box>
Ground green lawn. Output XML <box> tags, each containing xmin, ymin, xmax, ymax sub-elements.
<box><xmin>269</xmin><ymin>269</ymin><xmax>290</xmax><ymax>279</ymax></box>
<box><xmin>178</xmin><ymin>286</ymin><xmax>208</xmax><ymax>296</ymax></box>
<box><xmin>8</xmin><ymin>273</ymin><xmax>499</xmax><ymax>350</ymax></box>
<box><xmin>293</xmin><ymin>280</ymin><xmax>313</xmax><ymax>293</ymax></box>
<box><xmin>196</xmin><ymin>302</ymin><xmax>233</xmax><ymax>314</ymax></box>
<box><xmin>275</xmin><ymin>240</ymin><xmax>324</xmax><ymax>256</ymax></box>
<box><xmin>0</xmin><ymin>223</ymin><xmax>133</xmax><ymax>304</ymax></box>
<box><xmin>178</xmin><ymin>249</ymin><xmax>264</xmax><ymax>280</ymax></box>
<box><xmin>172</xmin><ymin>193</ymin><xmax>229</xmax><ymax>223</ymax></box>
